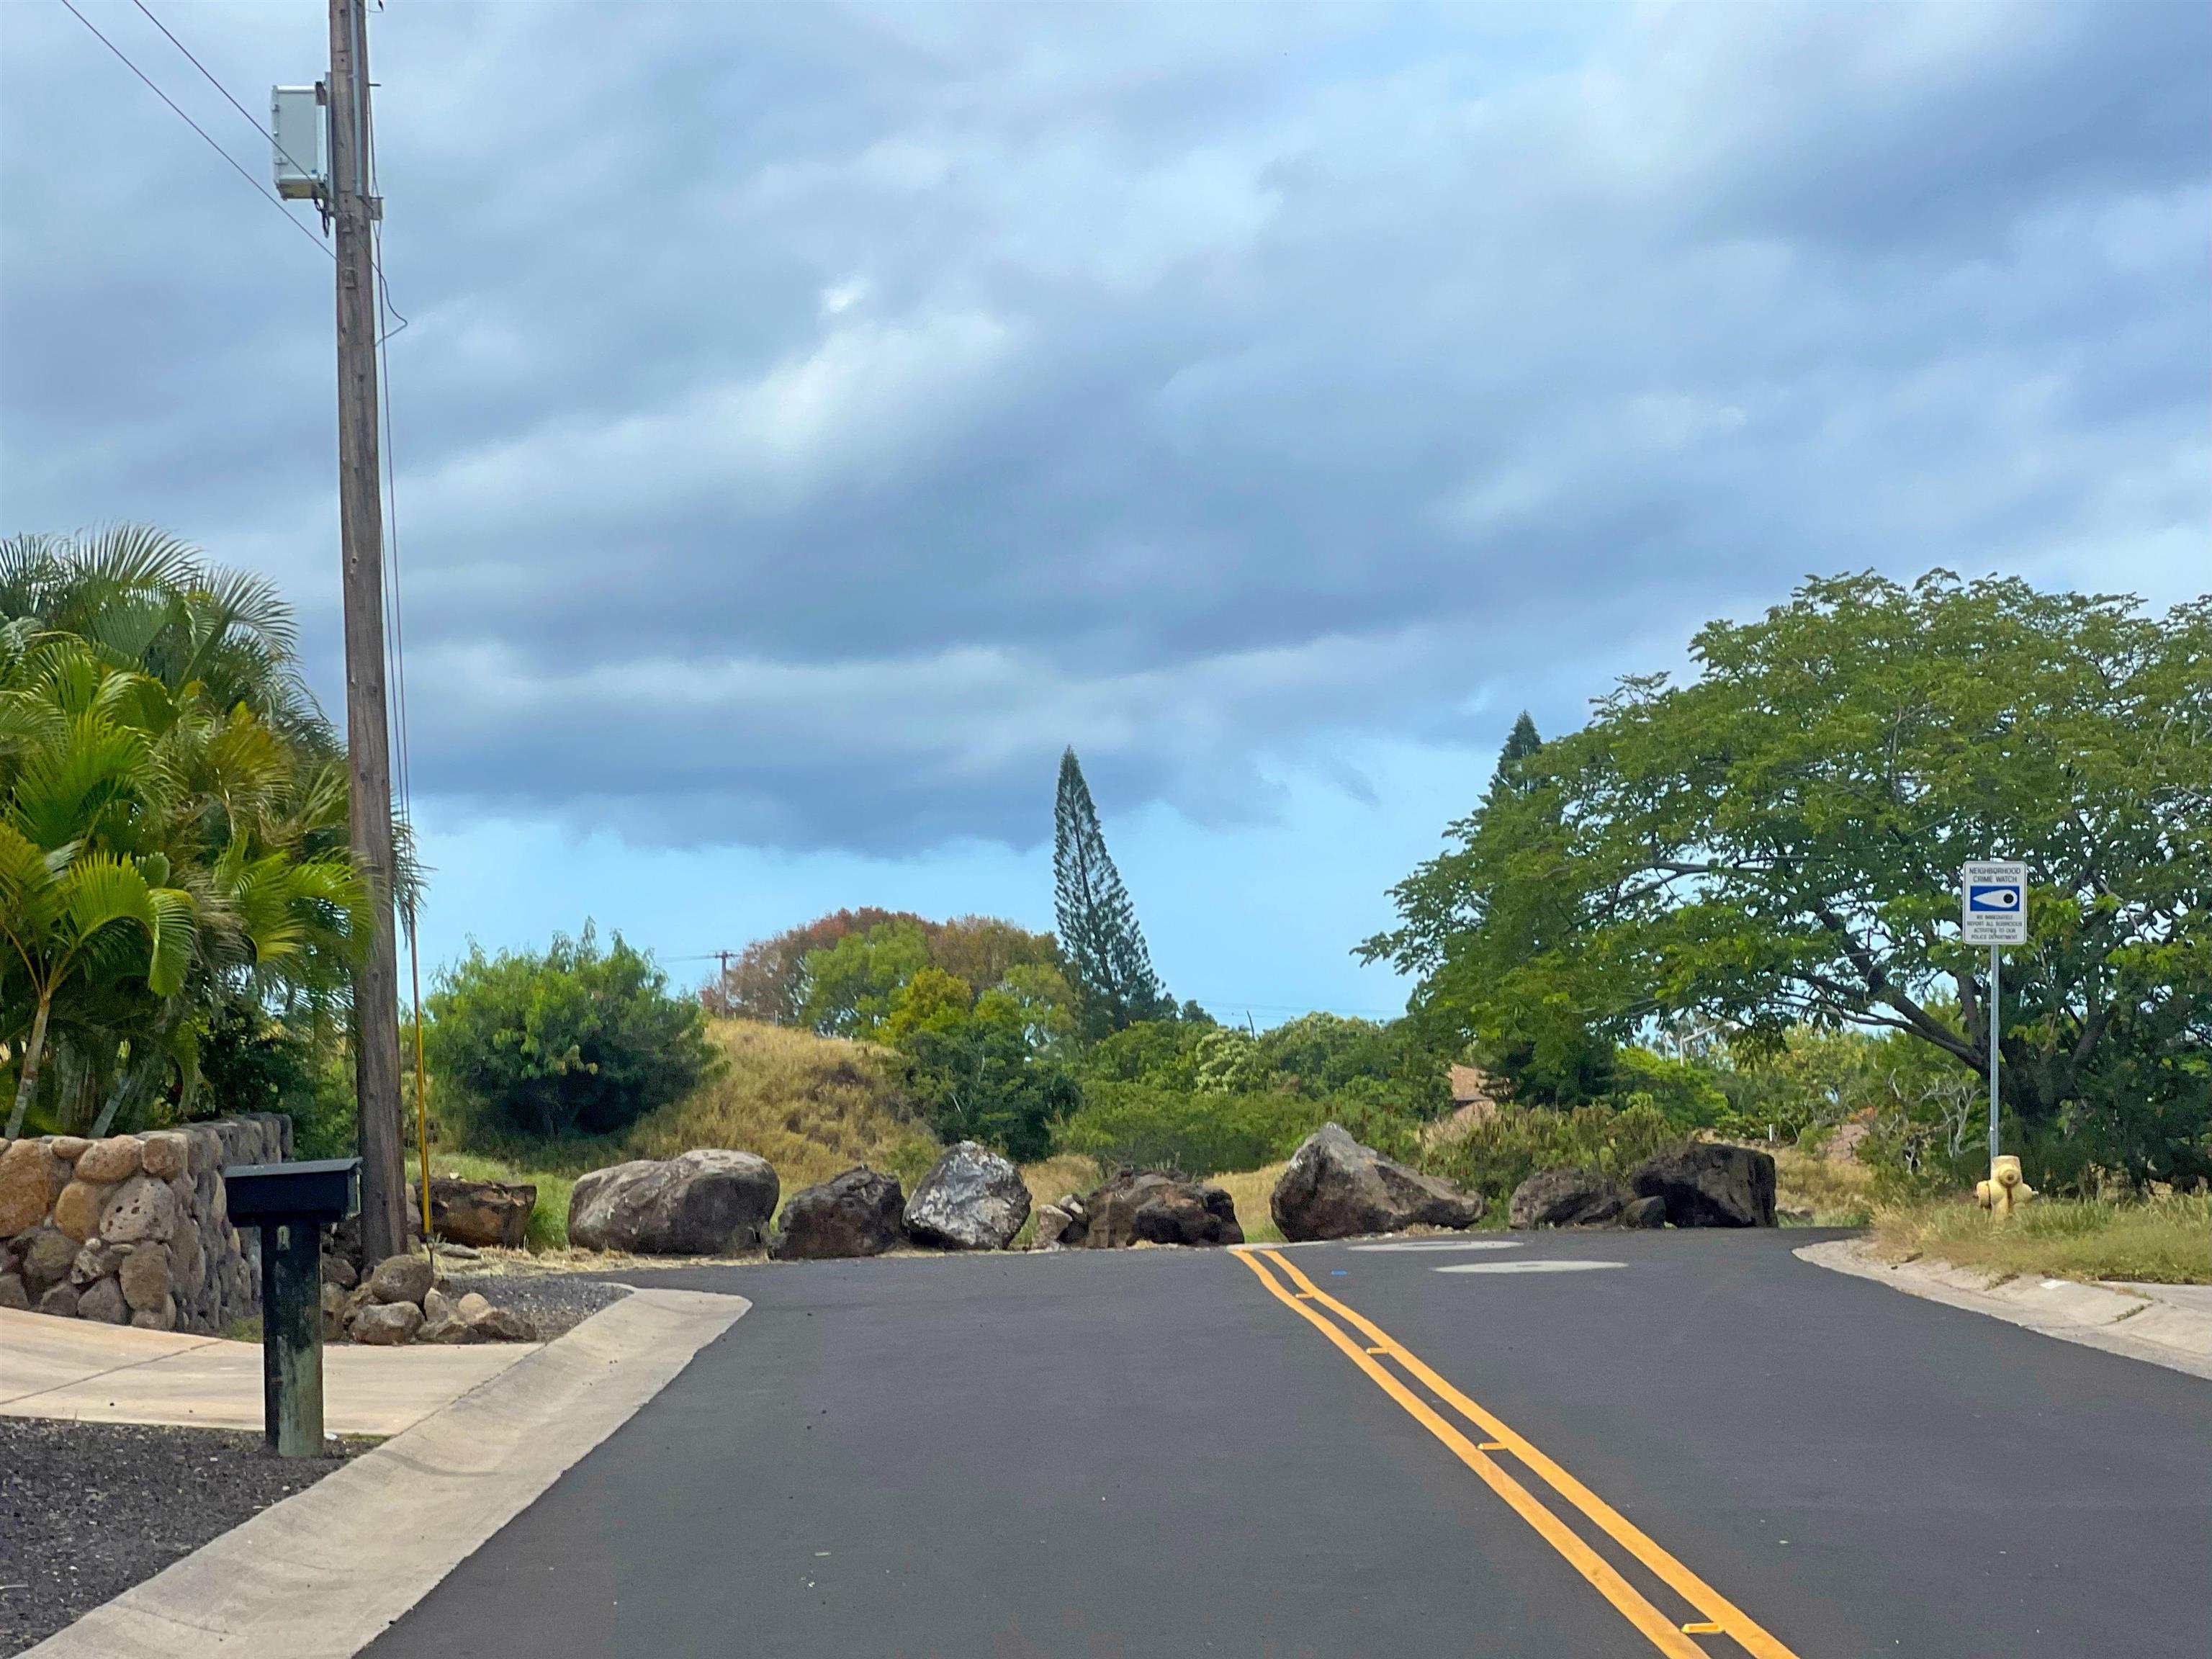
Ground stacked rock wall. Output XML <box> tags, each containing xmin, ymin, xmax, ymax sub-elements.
<box><xmin>0</xmin><ymin>1114</ymin><xmax>290</xmax><ymax>1335</ymax></box>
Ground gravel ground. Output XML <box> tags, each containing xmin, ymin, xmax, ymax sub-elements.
<box><xmin>443</xmin><ymin>1272</ymin><xmax>631</xmax><ymax>1339</ymax></box>
<box><xmin>0</xmin><ymin>1419</ymin><xmax>361</xmax><ymax>1656</ymax></box>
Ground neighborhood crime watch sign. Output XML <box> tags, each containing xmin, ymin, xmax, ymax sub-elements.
<box><xmin>1961</xmin><ymin>860</ymin><xmax>2028</xmax><ymax>945</ymax></box>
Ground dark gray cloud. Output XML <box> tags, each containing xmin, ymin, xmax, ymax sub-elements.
<box><xmin>4</xmin><ymin>1</ymin><xmax>2206</xmax><ymax>854</ymax></box>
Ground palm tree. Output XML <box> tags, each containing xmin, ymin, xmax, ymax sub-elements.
<box><xmin>0</xmin><ymin>525</ymin><xmax>320</xmax><ymax>742</ymax></box>
<box><xmin>2</xmin><ymin>533</ymin><xmax>371</xmax><ymax>1138</ymax></box>
<box><xmin>1</xmin><ymin>835</ymin><xmax>194</xmax><ymax>1139</ymax></box>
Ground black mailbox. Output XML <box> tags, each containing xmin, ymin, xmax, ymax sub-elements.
<box><xmin>223</xmin><ymin>1156</ymin><xmax>359</xmax><ymax>1459</ymax></box>
<box><xmin>225</xmin><ymin>1159</ymin><xmax>361</xmax><ymax>1227</ymax></box>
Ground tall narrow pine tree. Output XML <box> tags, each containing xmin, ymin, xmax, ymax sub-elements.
<box><xmin>1491</xmin><ymin>711</ymin><xmax>1542</xmax><ymax>795</ymax></box>
<box><xmin>1053</xmin><ymin>748</ymin><xmax>1169</xmax><ymax>1035</ymax></box>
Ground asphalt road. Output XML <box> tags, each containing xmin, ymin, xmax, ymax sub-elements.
<box><xmin>363</xmin><ymin>1230</ymin><xmax>2211</xmax><ymax>1658</ymax></box>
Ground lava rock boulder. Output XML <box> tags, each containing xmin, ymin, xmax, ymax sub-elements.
<box><xmin>772</xmin><ymin>1167</ymin><xmax>907</xmax><ymax>1260</ymax></box>
<box><xmin>1509</xmin><ymin>1169</ymin><xmax>1630</xmax><ymax>1230</ymax></box>
<box><xmin>1271</xmin><ymin>1123</ymin><xmax>1485</xmax><ymax>1241</ymax></box>
<box><xmin>1079</xmin><ymin>1171</ymin><xmax>1243</xmax><ymax>1249</ymax></box>
<box><xmin>1628</xmin><ymin>1143</ymin><xmax>1776</xmax><ymax>1228</ymax></box>
<box><xmin>427</xmin><ymin>1176</ymin><xmax>536</xmax><ymax>1250</ymax></box>
<box><xmin>903</xmin><ymin>1141</ymin><xmax>1029</xmax><ymax>1251</ymax></box>
<box><xmin>568</xmin><ymin>1150</ymin><xmax>781</xmax><ymax>1254</ymax></box>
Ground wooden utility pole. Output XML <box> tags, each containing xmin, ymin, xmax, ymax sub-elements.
<box><xmin>328</xmin><ymin>0</ymin><xmax>405</xmax><ymax>1264</ymax></box>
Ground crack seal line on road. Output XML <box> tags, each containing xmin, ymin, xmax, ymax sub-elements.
<box><xmin>1236</xmin><ymin>1247</ymin><xmax>1801</xmax><ymax>1659</ymax></box>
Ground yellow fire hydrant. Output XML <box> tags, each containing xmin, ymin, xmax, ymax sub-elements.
<box><xmin>1974</xmin><ymin>1154</ymin><xmax>2036</xmax><ymax>1219</ymax></box>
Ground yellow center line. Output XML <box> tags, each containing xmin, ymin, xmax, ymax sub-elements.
<box><xmin>1235</xmin><ymin>1250</ymin><xmax>1708</xmax><ymax>1658</ymax></box>
<box><xmin>1239</xmin><ymin>1248</ymin><xmax>1801</xmax><ymax>1659</ymax></box>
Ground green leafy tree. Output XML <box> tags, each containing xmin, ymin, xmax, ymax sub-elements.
<box><xmin>899</xmin><ymin>1001</ymin><xmax>1079</xmax><ymax>1161</ymax></box>
<box><xmin>1076</xmin><ymin>1017</ymin><xmax>1211</xmax><ymax>1089</ymax></box>
<box><xmin>737</xmin><ymin>910</ymin><xmax>1070</xmax><ymax>1039</ymax></box>
<box><xmin>1367</xmin><ymin>571</ymin><xmax>2212</xmax><ymax>1184</ymax></box>
<box><xmin>703</xmin><ymin>907</ymin><xmax>925</xmax><ymax>1025</ymax></box>
<box><xmin>796</xmin><ymin>920</ymin><xmax>935</xmax><ymax>1038</ymax></box>
<box><xmin>1192</xmin><ymin>1026</ymin><xmax>1269</xmax><ymax>1094</ymax></box>
<box><xmin>1370</xmin><ymin>718</ymin><xmax>1616</xmax><ymax>1103</ymax></box>
<box><xmin>425</xmin><ymin>925</ymin><xmax>717</xmax><ymax>1142</ymax></box>
<box><xmin>1253</xmin><ymin>1012</ymin><xmax>1449</xmax><ymax>1115</ymax></box>
<box><xmin>1053</xmin><ymin>747</ymin><xmax>1170</xmax><ymax>1037</ymax></box>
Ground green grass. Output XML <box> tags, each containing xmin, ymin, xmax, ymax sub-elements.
<box><xmin>1871</xmin><ymin>1190</ymin><xmax>2212</xmax><ymax>1285</ymax></box>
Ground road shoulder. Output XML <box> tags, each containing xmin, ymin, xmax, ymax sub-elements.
<box><xmin>20</xmin><ymin>1286</ymin><xmax>748</xmax><ymax>1659</ymax></box>
<box><xmin>1797</xmin><ymin>1238</ymin><xmax>2212</xmax><ymax>1381</ymax></box>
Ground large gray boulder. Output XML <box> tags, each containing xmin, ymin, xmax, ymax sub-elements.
<box><xmin>1509</xmin><ymin>1169</ymin><xmax>1629</xmax><ymax>1230</ymax></box>
<box><xmin>1078</xmin><ymin>1171</ymin><xmax>1243</xmax><ymax>1249</ymax></box>
<box><xmin>1271</xmin><ymin>1123</ymin><xmax>1485</xmax><ymax>1241</ymax></box>
<box><xmin>772</xmin><ymin>1167</ymin><xmax>907</xmax><ymax>1260</ymax></box>
<box><xmin>1629</xmin><ymin>1143</ymin><xmax>1776</xmax><ymax>1228</ymax></box>
<box><xmin>903</xmin><ymin>1142</ymin><xmax>1028</xmax><ymax>1251</ymax></box>
<box><xmin>567</xmin><ymin>1150</ymin><xmax>780</xmax><ymax>1254</ymax></box>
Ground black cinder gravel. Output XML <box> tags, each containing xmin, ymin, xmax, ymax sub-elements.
<box><xmin>443</xmin><ymin>1272</ymin><xmax>631</xmax><ymax>1339</ymax></box>
<box><xmin>0</xmin><ymin>1418</ymin><xmax>359</xmax><ymax>1655</ymax></box>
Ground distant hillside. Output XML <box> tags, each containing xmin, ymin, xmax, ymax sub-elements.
<box><xmin>623</xmin><ymin>1018</ymin><xmax>940</xmax><ymax>1194</ymax></box>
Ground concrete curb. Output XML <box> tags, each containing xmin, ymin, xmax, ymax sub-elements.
<box><xmin>22</xmin><ymin>1286</ymin><xmax>749</xmax><ymax>1659</ymax></box>
<box><xmin>1796</xmin><ymin>1238</ymin><xmax>2212</xmax><ymax>1382</ymax></box>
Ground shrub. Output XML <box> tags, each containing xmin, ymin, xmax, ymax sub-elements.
<box><xmin>1051</xmin><ymin>1084</ymin><xmax>1421</xmax><ymax>1177</ymax></box>
<box><xmin>189</xmin><ymin>1002</ymin><xmax>358</xmax><ymax>1159</ymax></box>
<box><xmin>426</xmin><ymin>925</ymin><xmax>717</xmax><ymax>1143</ymax></box>
<box><xmin>901</xmin><ymin>1017</ymin><xmax>1079</xmax><ymax>1163</ymax></box>
<box><xmin>1421</xmin><ymin>1102</ymin><xmax>1682</xmax><ymax>1209</ymax></box>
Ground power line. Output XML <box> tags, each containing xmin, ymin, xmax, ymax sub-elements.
<box><xmin>55</xmin><ymin>0</ymin><xmax>332</xmax><ymax>260</ymax></box>
<box><xmin>129</xmin><ymin>0</ymin><xmax>314</xmax><ymax>182</ymax></box>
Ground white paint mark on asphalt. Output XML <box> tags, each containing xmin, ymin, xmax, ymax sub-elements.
<box><xmin>1434</xmin><ymin>1260</ymin><xmax>1626</xmax><ymax>1274</ymax></box>
<box><xmin>1349</xmin><ymin>1239</ymin><xmax>1525</xmax><ymax>1253</ymax></box>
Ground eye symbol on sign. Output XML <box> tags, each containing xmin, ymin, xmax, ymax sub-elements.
<box><xmin>1969</xmin><ymin>886</ymin><xmax>2021</xmax><ymax>912</ymax></box>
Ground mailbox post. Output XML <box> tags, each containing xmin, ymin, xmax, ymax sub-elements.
<box><xmin>224</xmin><ymin>1158</ymin><xmax>360</xmax><ymax>1458</ymax></box>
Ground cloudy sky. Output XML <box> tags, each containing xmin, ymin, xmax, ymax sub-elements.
<box><xmin>3</xmin><ymin>1</ymin><xmax>2206</xmax><ymax>1020</ymax></box>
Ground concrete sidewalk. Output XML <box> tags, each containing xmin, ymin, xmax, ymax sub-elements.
<box><xmin>0</xmin><ymin>1308</ymin><xmax>535</xmax><ymax>1436</ymax></box>
<box><xmin>23</xmin><ymin>1287</ymin><xmax>748</xmax><ymax>1659</ymax></box>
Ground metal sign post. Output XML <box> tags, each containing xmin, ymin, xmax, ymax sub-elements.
<box><xmin>1961</xmin><ymin>861</ymin><xmax>2028</xmax><ymax>1167</ymax></box>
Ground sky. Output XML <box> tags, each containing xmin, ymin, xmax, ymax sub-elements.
<box><xmin>3</xmin><ymin>1</ymin><xmax>2206</xmax><ymax>1024</ymax></box>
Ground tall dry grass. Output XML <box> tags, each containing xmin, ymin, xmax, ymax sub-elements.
<box><xmin>1019</xmin><ymin>1154</ymin><xmax>1102</xmax><ymax>1211</ymax></box>
<box><xmin>1208</xmin><ymin>1162</ymin><xmax>1287</xmax><ymax>1244</ymax></box>
<box><xmin>434</xmin><ymin>1019</ymin><xmax>940</xmax><ymax>1244</ymax></box>
<box><xmin>1870</xmin><ymin>1189</ymin><xmax>2211</xmax><ymax>1285</ymax></box>
<box><xmin>1771</xmin><ymin>1145</ymin><xmax>1876</xmax><ymax>1226</ymax></box>
<box><xmin>624</xmin><ymin>1019</ymin><xmax>941</xmax><ymax>1195</ymax></box>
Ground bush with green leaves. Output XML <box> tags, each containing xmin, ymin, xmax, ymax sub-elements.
<box><xmin>425</xmin><ymin>926</ymin><xmax>717</xmax><ymax>1143</ymax></box>
<box><xmin>901</xmin><ymin>1015</ymin><xmax>1079</xmax><ymax>1163</ymax></box>
<box><xmin>192</xmin><ymin>1000</ymin><xmax>357</xmax><ymax>1159</ymax></box>
<box><xmin>1051</xmin><ymin>1083</ymin><xmax>1423</xmax><ymax>1177</ymax></box>
<box><xmin>1420</xmin><ymin>1102</ymin><xmax>1681</xmax><ymax>1210</ymax></box>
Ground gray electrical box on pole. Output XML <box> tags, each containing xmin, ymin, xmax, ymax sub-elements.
<box><xmin>270</xmin><ymin>85</ymin><xmax>327</xmax><ymax>202</ymax></box>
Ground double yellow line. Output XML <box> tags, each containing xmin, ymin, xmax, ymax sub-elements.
<box><xmin>1236</xmin><ymin>1247</ymin><xmax>1799</xmax><ymax>1659</ymax></box>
